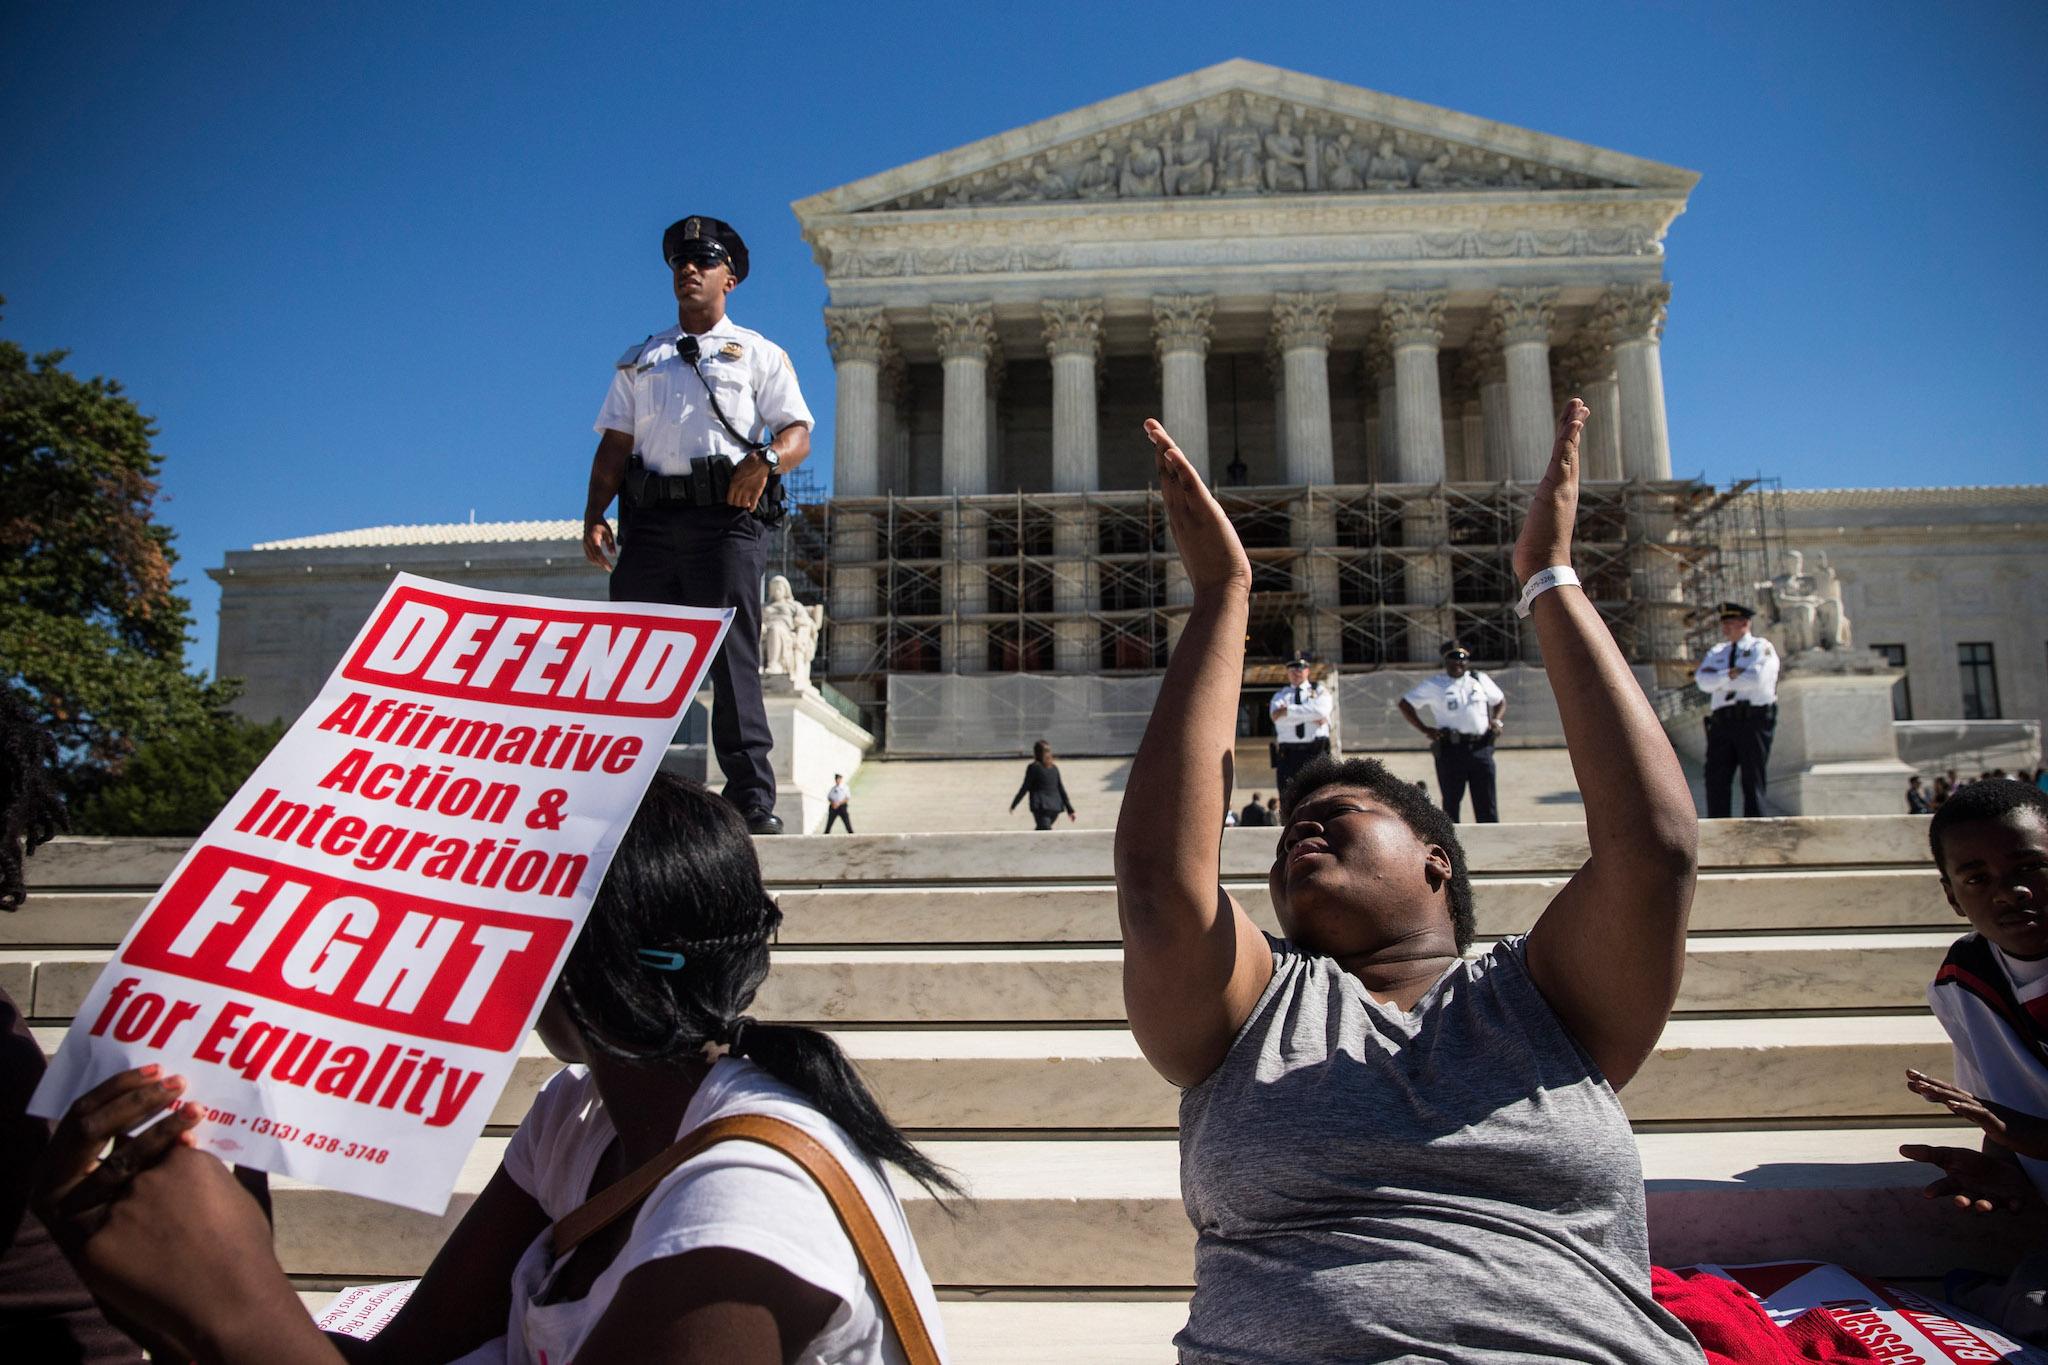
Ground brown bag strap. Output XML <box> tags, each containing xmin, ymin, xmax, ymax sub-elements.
<box><xmin>549</xmin><ymin>1113</ymin><xmax>941</xmax><ymax>1365</ymax></box>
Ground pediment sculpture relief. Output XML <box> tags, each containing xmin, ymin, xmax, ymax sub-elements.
<box><xmin>872</xmin><ymin>94</ymin><xmax>1617</xmax><ymax>211</ymax></box>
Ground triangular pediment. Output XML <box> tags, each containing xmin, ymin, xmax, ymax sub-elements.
<box><xmin>794</xmin><ymin>61</ymin><xmax>1698</xmax><ymax>220</ymax></box>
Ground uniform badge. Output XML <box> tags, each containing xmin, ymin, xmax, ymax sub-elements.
<box><xmin>719</xmin><ymin>341</ymin><xmax>745</xmax><ymax>360</ymax></box>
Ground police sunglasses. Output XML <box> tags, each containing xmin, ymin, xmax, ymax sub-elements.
<box><xmin>668</xmin><ymin>243</ymin><xmax>730</xmax><ymax>271</ymax></box>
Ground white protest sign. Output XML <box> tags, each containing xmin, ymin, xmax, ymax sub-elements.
<box><xmin>32</xmin><ymin>573</ymin><xmax>730</xmax><ymax>1213</ymax></box>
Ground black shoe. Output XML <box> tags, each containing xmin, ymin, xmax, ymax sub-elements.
<box><xmin>745</xmin><ymin>811</ymin><xmax>784</xmax><ymax>836</ymax></box>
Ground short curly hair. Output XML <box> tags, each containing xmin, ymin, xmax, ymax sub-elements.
<box><xmin>1279</xmin><ymin>754</ymin><xmax>1476</xmax><ymax>951</ymax></box>
<box><xmin>1928</xmin><ymin>777</ymin><xmax>2048</xmax><ymax>876</ymax></box>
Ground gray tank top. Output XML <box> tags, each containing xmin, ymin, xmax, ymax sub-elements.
<box><xmin>1177</xmin><ymin>934</ymin><xmax>1701</xmax><ymax>1364</ymax></box>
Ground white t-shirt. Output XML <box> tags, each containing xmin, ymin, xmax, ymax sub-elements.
<box><xmin>461</xmin><ymin>1059</ymin><xmax>946</xmax><ymax>1365</ymax></box>
<box><xmin>596</xmin><ymin>315</ymin><xmax>815</xmax><ymax>473</ymax></box>
<box><xmin>1401</xmin><ymin>671</ymin><xmax>1505</xmax><ymax>736</ymax></box>
<box><xmin>1927</xmin><ymin>934</ymin><xmax>2048</xmax><ymax>1198</ymax></box>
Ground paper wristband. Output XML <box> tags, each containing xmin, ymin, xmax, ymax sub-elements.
<box><xmin>1514</xmin><ymin>565</ymin><xmax>1581</xmax><ymax>618</ymax></box>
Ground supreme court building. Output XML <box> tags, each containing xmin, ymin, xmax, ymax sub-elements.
<box><xmin>214</xmin><ymin>62</ymin><xmax>2047</xmax><ymax>758</ymax></box>
<box><xmin>795</xmin><ymin>60</ymin><xmax>1715</xmax><ymax>746</ymax></box>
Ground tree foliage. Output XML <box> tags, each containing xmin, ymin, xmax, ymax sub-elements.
<box><xmin>70</xmin><ymin>716</ymin><xmax>285</xmax><ymax>836</ymax></box>
<box><xmin>1</xmin><ymin>298</ymin><xmax>247</xmax><ymax>822</ymax></box>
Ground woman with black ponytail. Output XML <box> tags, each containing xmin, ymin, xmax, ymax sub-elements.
<box><xmin>34</xmin><ymin>774</ymin><xmax>956</xmax><ymax>1364</ymax></box>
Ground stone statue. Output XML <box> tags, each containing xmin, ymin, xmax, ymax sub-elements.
<box><xmin>1031</xmin><ymin>157</ymin><xmax>1074</xmax><ymax>199</ymax></box>
<box><xmin>1816</xmin><ymin>553</ymin><xmax>1852</xmax><ymax>650</ymax></box>
<box><xmin>1074</xmin><ymin>146</ymin><xmax>1118</xmax><ymax>199</ymax></box>
<box><xmin>1119</xmin><ymin>137</ymin><xmax>1165</xmax><ymax>197</ymax></box>
<box><xmin>1167</xmin><ymin>116</ymin><xmax>1215</xmax><ymax>196</ymax></box>
<box><xmin>1415</xmin><ymin>151</ymin><xmax>1453</xmax><ymax>189</ymax></box>
<box><xmin>1322</xmin><ymin>133</ymin><xmax>1362</xmax><ymax>191</ymax></box>
<box><xmin>1263</xmin><ymin>113</ymin><xmax>1308</xmax><ymax>192</ymax></box>
<box><xmin>1755</xmin><ymin>550</ymin><xmax>1823</xmax><ymax>656</ymax></box>
<box><xmin>760</xmin><ymin>575</ymin><xmax>823</xmax><ymax>691</ymax></box>
<box><xmin>1217</xmin><ymin>108</ymin><xmax>1264</xmax><ymax>194</ymax></box>
<box><xmin>1365</xmin><ymin>139</ymin><xmax>1411</xmax><ymax>190</ymax></box>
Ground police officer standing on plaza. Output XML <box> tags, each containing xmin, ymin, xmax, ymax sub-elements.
<box><xmin>582</xmin><ymin>216</ymin><xmax>814</xmax><ymax>834</ymax></box>
<box><xmin>1268</xmin><ymin>655</ymin><xmax>1334</xmax><ymax>793</ymax></box>
<box><xmin>1695</xmin><ymin>600</ymin><xmax>1780</xmax><ymax>818</ymax></box>
<box><xmin>1398</xmin><ymin>640</ymin><xmax>1508</xmax><ymax>823</ymax></box>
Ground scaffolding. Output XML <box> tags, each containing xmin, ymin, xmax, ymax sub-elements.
<box><xmin>797</xmin><ymin>476</ymin><xmax>1783</xmax><ymax>745</ymax></box>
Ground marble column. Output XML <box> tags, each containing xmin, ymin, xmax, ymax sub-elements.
<box><xmin>878</xmin><ymin>353</ymin><xmax>908</xmax><ymax>493</ymax></box>
<box><xmin>1467</xmin><ymin>321</ymin><xmax>1511</xmax><ymax>483</ymax></box>
<box><xmin>1460</xmin><ymin>398</ymin><xmax>1485</xmax><ymax>482</ymax></box>
<box><xmin>932</xmin><ymin>302</ymin><xmax>998</xmax><ymax>495</ymax></box>
<box><xmin>1043</xmin><ymin>298</ymin><xmax>1104</xmax><ymax>493</ymax></box>
<box><xmin>1152</xmin><ymin>295</ymin><xmax>1213</xmax><ymax>480</ymax></box>
<box><xmin>1272</xmin><ymin>292</ymin><xmax>1337</xmax><ymax>485</ymax></box>
<box><xmin>1363</xmin><ymin>333</ymin><xmax>1396</xmax><ymax>484</ymax></box>
<box><xmin>823</xmin><ymin>306</ymin><xmax>892</xmax><ymax>498</ymax></box>
<box><xmin>1601</xmin><ymin>282</ymin><xmax>1674</xmax><ymax>481</ymax></box>
<box><xmin>1380</xmin><ymin>289</ymin><xmax>1447</xmax><ymax>483</ymax></box>
<box><xmin>1492</xmin><ymin>287</ymin><xmax>1558</xmax><ymax>482</ymax></box>
<box><xmin>1380</xmin><ymin>291</ymin><xmax>1452</xmax><ymax>659</ymax></box>
<box><xmin>1557</xmin><ymin>330</ymin><xmax>1622</xmax><ymax>481</ymax></box>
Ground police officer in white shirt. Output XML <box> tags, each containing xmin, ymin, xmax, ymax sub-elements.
<box><xmin>582</xmin><ymin>216</ymin><xmax>815</xmax><ymax>835</ymax></box>
<box><xmin>825</xmin><ymin>773</ymin><xmax>853</xmax><ymax>834</ymax></box>
<box><xmin>1694</xmin><ymin>600</ymin><xmax>1780</xmax><ymax>818</ymax></box>
<box><xmin>1269</xmin><ymin>656</ymin><xmax>1335</xmax><ymax>793</ymax></box>
<box><xmin>1399</xmin><ymin>640</ymin><xmax>1508</xmax><ymax>823</ymax></box>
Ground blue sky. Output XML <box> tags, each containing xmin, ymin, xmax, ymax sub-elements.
<box><xmin>5</xmin><ymin>2</ymin><xmax>2045</xmax><ymax>676</ymax></box>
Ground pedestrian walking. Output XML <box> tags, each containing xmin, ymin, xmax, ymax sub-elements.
<box><xmin>1011</xmin><ymin>740</ymin><xmax>1077</xmax><ymax>831</ymax></box>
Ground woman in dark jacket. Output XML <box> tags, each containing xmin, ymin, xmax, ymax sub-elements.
<box><xmin>1011</xmin><ymin>739</ymin><xmax>1076</xmax><ymax>830</ymax></box>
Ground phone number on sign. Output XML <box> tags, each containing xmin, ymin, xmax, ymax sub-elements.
<box><xmin>213</xmin><ymin>1110</ymin><xmax>391</xmax><ymax>1164</ymax></box>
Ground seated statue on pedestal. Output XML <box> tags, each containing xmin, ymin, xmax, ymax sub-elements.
<box><xmin>760</xmin><ymin>575</ymin><xmax>824</xmax><ymax>691</ymax></box>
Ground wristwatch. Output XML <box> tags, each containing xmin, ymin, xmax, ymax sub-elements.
<box><xmin>754</xmin><ymin>446</ymin><xmax>781</xmax><ymax>472</ymax></box>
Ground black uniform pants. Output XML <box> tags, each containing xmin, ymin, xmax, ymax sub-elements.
<box><xmin>1433</xmin><ymin>737</ymin><xmax>1499</xmax><ymax>824</ymax></box>
<box><xmin>1274</xmin><ymin>738</ymin><xmax>1330</xmax><ymax>796</ymax></box>
<box><xmin>825</xmin><ymin>805</ymin><xmax>853</xmax><ymax>833</ymax></box>
<box><xmin>611</xmin><ymin>500</ymin><xmax>775</xmax><ymax>816</ymax></box>
<box><xmin>1704</xmin><ymin>704</ymin><xmax>1776</xmax><ymax>818</ymax></box>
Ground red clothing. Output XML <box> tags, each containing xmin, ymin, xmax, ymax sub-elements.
<box><xmin>1653</xmin><ymin>1266</ymin><xmax>1878</xmax><ymax>1364</ymax></box>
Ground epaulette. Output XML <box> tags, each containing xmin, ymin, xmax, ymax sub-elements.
<box><xmin>617</xmin><ymin>335</ymin><xmax>655</xmax><ymax>369</ymax></box>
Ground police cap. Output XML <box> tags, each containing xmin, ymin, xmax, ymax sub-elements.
<box><xmin>662</xmin><ymin>216</ymin><xmax>750</xmax><ymax>284</ymax></box>
<box><xmin>1717</xmin><ymin>601</ymin><xmax>1755</xmax><ymax>621</ymax></box>
<box><xmin>1440</xmin><ymin>640</ymin><xmax>1471</xmax><ymax>659</ymax></box>
<box><xmin>1285</xmin><ymin>655</ymin><xmax>1312</xmax><ymax>670</ymax></box>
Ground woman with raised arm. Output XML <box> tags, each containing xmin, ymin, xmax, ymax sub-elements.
<box><xmin>1118</xmin><ymin>403</ymin><xmax>1702</xmax><ymax>1363</ymax></box>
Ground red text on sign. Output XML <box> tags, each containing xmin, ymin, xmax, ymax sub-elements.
<box><xmin>341</xmin><ymin>585</ymin><xmax>722</xmax><ymax>717</ymax></box>
<box><xmin>122</xmin><ymin>847</ymin><xmax>570</xmax><ymax>1050</ymax></box>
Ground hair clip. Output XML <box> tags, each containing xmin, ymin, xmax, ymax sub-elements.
<box><xmin>635</xmin><ymin>949</ymin><xmax>687</xmax><ymax>972</ymax></box>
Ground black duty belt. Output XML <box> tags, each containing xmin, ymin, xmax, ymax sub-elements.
<box><xmin>624</xmin><ymin>455</ymin><xmax>784</xmax><ymax>524</ymax></box>
<box><xmin>1437</xmin><ymin>731</ymin><xmax>1495</xmax><ymax>750</ymax></box>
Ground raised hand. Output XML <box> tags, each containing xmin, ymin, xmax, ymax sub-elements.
<box><xmin>1145</xmin><ymin>419</ymin><xmax>1250</xmax><ymax>597</ymax></box>
<box><xmin>1898</xmin><ymin>1141</ymin><xmax>2039</xmax><ymax>1216</ymax></box>
<box><xmin>1907</xmin><ymin>1069</ymin><xmax>2048</xmax><ymax>1159</ymax></box>
<box><xmin>1513</xmin><ymin>398</ymin><xmax>1587</xmax><ymax>583</ymax></box>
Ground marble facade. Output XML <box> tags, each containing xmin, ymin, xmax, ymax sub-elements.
<box><xmin>800</xmin><ymin>60</ymin><xmax>1696</xmax><ymax>503</ymax></box>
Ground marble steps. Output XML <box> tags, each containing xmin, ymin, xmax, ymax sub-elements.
<box><xmin>19</xmin><ymin>818</ymin><xmax>1939</xmax><ymax>893</ymax></box>
<box><xmin>29</xmin><ymin>1014</ymin><xmax>1959</xmax><ymax>1130</ymax></box>
<box><xmin>263</xmin><ymin>1127</ymin><xmax>2026</xmax><ymax>1286</ymax></box>
<box><xmin>0</xmin><ymin>864</ymin><xmax>1953</xmax><ymax>950</ymax></box>
<box><xmin>294</xmin><ymin>1290</ymin><xmax>1194</xmax><ymax>1365</ymax></box>
<box><xmin>0</xmin><ymin>931</ymin><xmax>1958</xmax><ymax>1028</ymax></box>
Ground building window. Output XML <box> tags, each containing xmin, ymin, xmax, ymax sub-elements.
<box><xmin>1871</xmin><ymin>644</ymin><xmax>1911</xmax><ymax>720</ymax></box>
<box><xmin>1958</xmin><ymin>642</ymin><xmax>2000</xmax><ymax>720</ymax></box>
